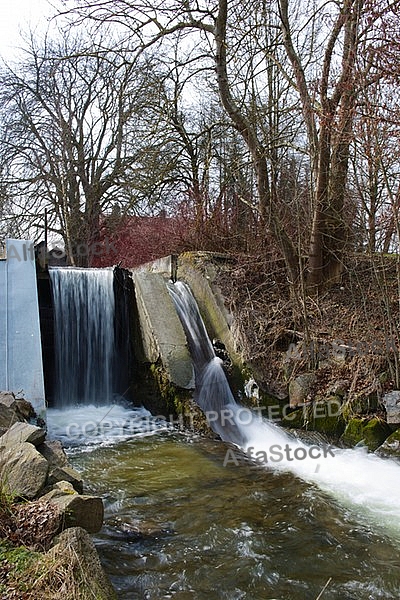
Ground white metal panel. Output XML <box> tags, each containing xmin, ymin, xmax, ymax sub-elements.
<box><xmin>0</xmin><ymin>239</ymin><xmax>46</xmax><ymax>417</ymax></box>
<box><xmin>0</xmin><ymin>259</ymin><xmax>7</xmax><ymax>390</ymax></box>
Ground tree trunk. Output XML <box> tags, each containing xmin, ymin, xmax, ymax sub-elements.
<box><xmin>215</xmin><ymin>0</ymin><xmax>299</xmax><ymax>284</ymax></box>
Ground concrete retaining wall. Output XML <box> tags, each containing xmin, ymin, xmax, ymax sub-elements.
<box><xmin>132</xmin><ymin>271</ymin><xmax>194</xmax><ymax>390</ymax></box>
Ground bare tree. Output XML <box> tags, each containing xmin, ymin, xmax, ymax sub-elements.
<box><xmin>0</xmin><ymin>34</ymin><xmax>167</xmax><ymax>264</ymax></box>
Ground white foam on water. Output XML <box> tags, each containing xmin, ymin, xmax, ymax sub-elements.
<box><xmin>46</xmin><ymin>402</ymin><xmax>171</xmax><ymax>453</ymax></box>
<box><xmin>168</xmin><ymin>280</ymin><xmax>400</xmax><ymax>542</ymax></box>
<box><xmin>235</xmin><ymin>409</ymin><xmax>400</xmax><ymax>540</ymax></box>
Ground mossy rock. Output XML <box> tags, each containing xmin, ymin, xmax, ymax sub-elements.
<box><xmin>281</xmin><ymin>406</ymin><xmax>305</xmax><ymax>429</ymax></box>
<box><xmin>341</xmin><ymin>392</ymin><xmax>379</xmax><ymax>421</ymax></box>
<box><xmin>341</xmin><ymin>417</ymin><xmax>391</xmax><ymax>451</ymax></box>
<box><xmin>281</xmin><ymin>398</ymin><xmax>345</xmax><ymax>439</ymax></box>
<box><xmin>309</xmin><ymin>412</ymin><xmax>345</xmax><ymax>438</ymax></box>
<box><xmin>375</xmin><ymin>428</ymin><xmax>400</xmax><ymax>458</ymax></box>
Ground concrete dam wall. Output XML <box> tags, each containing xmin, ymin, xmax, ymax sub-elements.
<box><xmin>1</xmin><ymin>242</ymin><xmax>240</xmax><ymax>421</ymax></box>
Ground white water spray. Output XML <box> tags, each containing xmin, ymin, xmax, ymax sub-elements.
<box><xmin>46</xmin><ymin>403</ymin><xmax>170</xmax><ymax>453</ymax></box>
<box><xmin>169</xmin><ymin>280</ymin><xmax>400</xmax><ymax>540</ymax></box>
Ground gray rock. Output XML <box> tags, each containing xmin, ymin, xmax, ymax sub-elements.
<box><xmin>41</xmin><ymin>484</ymin><xmax>104</xmax><ymax>533</ymax></box>
<box><xmin>375</xmin><ymin>428</ymin><xmax>400</xmax><ymax>458</ymax></box>
<box><xmin>0</xmin><ymin>441</ymin><xmax>49</xmax><ymax>498</ymax></box>
<box><xmin>14</xmin><ymin>398</ymin><xmax>35</xmax><ymax>421</ymax></box>
<box><xmin>37</xmin><ymin>440</ymin><xmax>68</xmax><ymax>468</ymax></box>
<box><xmin>382</xmin><ymin>391</ymin><xmax>400</xmax><ymax>425</ymax></box>
<box><xmin>0</xmin><ymin>391</ymin><xmax>17</xmax><ymax>408</ymax></box>
<box><xmin>47</xmin><ymin>465</ymin><xmax>84</xmax><ymax>494</ymax></box>
<box><xmin>0</xmin><ymin>403</ymin><xmax>20</xmax><ymax>429</ymax></box>
<box><xmin>48</xmin><ymin>527</ymin><xmax>117</xmax><ymax>600</ymax></box>
<box><xmin>0</xmin><ymin>392</ymin><xmax>35</xmax><ymax>421</ymax></box>
<box><xmin>0</xmin><ymin>422</ymin><xmax>46</xmax><ymax>448</ymax></box>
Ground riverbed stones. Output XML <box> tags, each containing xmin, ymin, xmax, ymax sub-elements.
<box><xmin>0</xmin><ymin>441</ymin><xmax>49</xmax><ymax>498</ymax></box>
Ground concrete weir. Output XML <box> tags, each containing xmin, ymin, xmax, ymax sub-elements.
<box><xmin>132</xmin><ymin>271</ymin><xmax>195</xmax><ymax>390</ymax></box>
<box><xmin>0</xmin><ymin>240</ymin><xmax>46</xmax><ymax>417</ymax></box>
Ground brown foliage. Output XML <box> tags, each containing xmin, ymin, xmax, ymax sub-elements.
<box><xmin>0</xmin><ymin>500</ymin><xmax>61</xmax><ymax>552</ymax></box>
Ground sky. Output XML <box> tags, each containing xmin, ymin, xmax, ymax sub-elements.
<box><xmin>0</xmin><ymin>0</ymin><xmax>61</xmax><ymax>61</ymax></box>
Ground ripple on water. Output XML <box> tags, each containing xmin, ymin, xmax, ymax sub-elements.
<box><xmin>60</xmin><ymin>430</ymin><xmax>400</xmax><ymax>600</ymax></box>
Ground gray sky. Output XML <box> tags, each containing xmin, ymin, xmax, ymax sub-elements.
<box><xmin>0</xmin><ymin>0</ymin><xmax>60</xmax><ymax>60</ymax></box>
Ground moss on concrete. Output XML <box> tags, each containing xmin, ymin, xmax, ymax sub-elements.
<box><xmin>149</xmin><ymin>362</ymin><xmax>212</xmax><ymax>435</ymax></box>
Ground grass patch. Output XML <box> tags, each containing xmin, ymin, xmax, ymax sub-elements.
<box><xmin>0</xmin><ymin>538</ymin><xmax>99</xmax><ymax>599</ymax></box>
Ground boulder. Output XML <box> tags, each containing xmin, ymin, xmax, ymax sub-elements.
<box><xmin>14</xmin><ymin>399</ymin><xmax>36</xmax><ymax>421</ymax></box>
<box><xmin>308</xmin><ymin>400</ymin><xmax>346</xmax><ymax>438</ymax></box>
<box><xmin>0</xmin><ymin>422</ymin><xmax>46</xmax><ymax>448</ymax></box>
<box><xmin>0</xmin><ymin>403</ymin><xmax>20</xmax><ymax>429</ymax></box>
<box><xmin>375</xmin><ymin>428</ymin><xmax>400</xmax><ymax>458</ymax></box>
<box><xmin>0</xmin><ymin>441</ymin><xmax>49</xmax><ymax>498</ymax></box>
<box><xmin>41</xmin><ymin>483</ymin><xmax>104</xmax><ymax>533</ymax></box>
<box><xmin>0</xmin><ymin>392</ymin><xmax>35</xmax><ymax>421</ymax></box>
<box><xmin>288</xmin><ymin>373</ymin><xmax>316</xmax><ymax>407</ymax></box>
<box><xmin>48</xmin><ymin>527</ymin><xmax>117</xmax><ymax>600</ymax></box>
<box><xmin>382</xmin><ymin>391</ymin><xmax>400</xmax><ymax>425</ymax></box>
<box><xmin>46</xmin><ymin>465</ymin><xmax>84</xmax><ymax>494</ymax></box>
<box><xmin>341</xmin><ymin>417</ymin><xmax>391</xmax><ymax>451</ymax></box>
<box><xmin>37</xmin><ymin>439</ymin><xmax>69</xmax><ymax>469</ymax></box>
<box><xmin>0</xmin><ymin>391</ymin><xmax>17</xmax><ymax>408</ymax></box>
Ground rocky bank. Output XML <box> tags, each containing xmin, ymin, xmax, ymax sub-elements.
<box><xmin>0</xmin><ymin>391</ymin><xmax>117</xmax><ymax>599</ymax></box>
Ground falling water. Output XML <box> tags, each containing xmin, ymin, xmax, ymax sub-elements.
<box><xmin>49</xmin><ymin>267</ymin><xmax>116</xmax><ymax>408</ymax></box>
<box><xmin>168</xmin><ymin>280</ymin><xmax>400</xmax><ymax>540</ymax></box>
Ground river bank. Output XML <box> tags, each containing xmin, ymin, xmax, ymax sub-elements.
<box><xmin>0</xmin><ymin>391</ymin><xmax>117</xmax><ymax>599</ymax></box>
<box><xmin>199</xmin><ymin>252</ymin><xmax>400</xmax><ymax>455</ymax></box>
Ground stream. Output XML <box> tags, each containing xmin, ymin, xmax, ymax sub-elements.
<box><xmin>45</xmin><ymin>269</ymin><xmax>400</xmax><ymax>599</ymax></box>
<box><xmin>47</xmin><ymin>405</ymin><xmax>400</xmax><ymax>600</ymax></box>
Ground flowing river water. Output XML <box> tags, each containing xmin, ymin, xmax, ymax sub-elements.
<box><xmin>46</xmin><ymin>270</ymin><xmax>400</xmax><ymax>599</ymax></box>
<box><xmin>47</xmin><ymin>404</ymin><xmax>400</xmax><ymax>600</ymax></box>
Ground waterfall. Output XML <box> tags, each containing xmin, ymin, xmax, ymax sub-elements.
<box><xmin>168</xmin><ymin>281</ymin><xmax>244</xmax><ymax>445</ymax></box>
<box><xmin>49</xmin><ymin>267</ymin><xmax>116</xmax><ymax>408</ymax></box>
<box><xmin>168</xmin><ymin>279</ymin><xmax>400</xmax><ymax>539</ymax></box>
